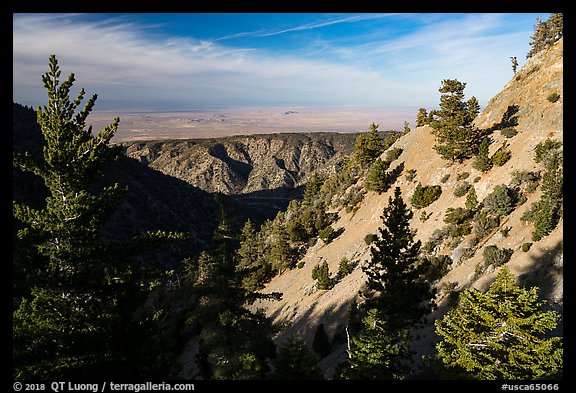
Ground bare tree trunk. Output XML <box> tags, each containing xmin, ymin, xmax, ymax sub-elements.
<box><xmin>345</xmin><ymin>325</ymin><xmax>351</xmax><ymax>357</ymax></box>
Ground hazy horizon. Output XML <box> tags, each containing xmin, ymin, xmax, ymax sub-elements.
<box><xmin>84</xmin><ymin>105</ymin><xmax>420</xmax><ymax>142</ymax></box>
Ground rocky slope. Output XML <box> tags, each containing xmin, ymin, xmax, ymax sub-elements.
<box><xmin>121</xmin><ymin>133</ymin><xmax>365</xmax><ymax>224</ymax></box>
<box><xmin>249</xmin><ymin>38</ymin><xmax>563</xmax><ymax>379</ymax></box>
<box><xmin>121</xmin><ymin>132</ymin><xmax>360</xmax><ymax>195</ymax></box>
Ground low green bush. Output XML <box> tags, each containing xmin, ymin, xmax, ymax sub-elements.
<box><xmin>454</xmin><ymin>181</ymin><xmax>472</xmax><ymax>197</ymax></box>
<box><xmin>456</xmin><ymin>172</ymin><xmax>470</xmax><ymax>181</ymax></box>
<box><xmin>500</xmin><ymin>127</ymin><xmax>518</xmax><ymax>138</ymax></box>
<box><xmin>411</xmin><ymin>183</ymin><xmax>442</xmax><ymax>209</ymax></box>
<box><xmin>522</xmin><ymin>242</ymin><xmax>533</xmax><ymax>252</ymax></box>
<box><xmin>547</xmin><ymin>92</ymin><xmax>560</xmax><ymax>103</ymax></box>
<box><xmin>482</xmin><ymin>244</ymin><xmax>514</xmax><ymax>267</ymax></box>
<box><xmin>491</xmin><ymin>142</ymin><xmax>511</xmax><ymax>166</ymax></box>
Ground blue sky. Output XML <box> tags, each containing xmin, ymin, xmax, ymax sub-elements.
<box><xmin>13</xmin><ymin>13</ymin><xmax>548</xmax><ymax>112</ymax></box>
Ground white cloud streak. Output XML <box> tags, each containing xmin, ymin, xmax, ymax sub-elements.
<box><xmin>259</xmin><ymin>13</ymin><xmax>397</xmax><ymax>37</ymax></box>
<box><xmin>215</xmin><ymin>13</ymin><xmax>396</xmax><ymax>41</ymax></box>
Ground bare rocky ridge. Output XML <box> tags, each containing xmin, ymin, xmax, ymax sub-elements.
<box><xmin>247</xmin><ymin>38</ymin><xmax>563</xmax><ymax>379</ymax></box>
<box><xmin>121</xmin><ymin>133</ymin><xmax>365</xmax><ymax>224</ymax></box>
<box><xmin>121</xmin><ymin>133</ymin><xmax>360</xmax><ymax>195</ymax></box>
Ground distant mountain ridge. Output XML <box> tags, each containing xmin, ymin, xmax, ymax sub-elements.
<box><xmin>120</xmin><ymin>132</ymin><xmax>367</xmax><ymax>224</ymax></box>
<box><xmin>120</xmin><ymin>132</ymin><xmax>361</xmax><ymax>195</ymax></box>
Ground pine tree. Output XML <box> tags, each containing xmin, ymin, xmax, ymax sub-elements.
<box><xmin>410</xmin><ymin>182</ymin><xmax>442</xmax><ymax>209</ymax></box>
<box><xmin>271</xmin><ymin>335</ymin><xmax>324</xmax><ymax>380</ymax></box>
<box><xmin>362</xmin><ymin>186</ymin><xmax>435</xmax><ymax>332</ymax></box>
<box><xmin>540</xmin><ymin>148</ymin><xmax>563</xmax><ymax>206</ymax></box>
<box><xmin>12</xmin><ymin>55</ymin><xmax>185</xmax><ymax>379</ymax></box>
<box><xmin>473</xmin><ymin>136</ymin><xmax>493</xmax><ymax>172</ymax></box>
<box><xmin>416</xmin><ymin>108</ymin><xmax>429</xmax><ymax>127</ymax></box>
<box><xmin>236</xmin><ymin>219</ymin><xmax>272</xmax><ymax>292</ymax></box>
<box><xmin>366</xmin><ymin>158</ymin><xmax>391</xmax><ymax>193</ymax></box>
<box><xmin>531</xmin><ymin>199</ymin><xmax>558</xmax><ymax>241</ymax></box>
<box><xmin>527</xmin><ymin>14</ymin><xmax>563</xmax><ymax>59</ymax></box>
<box><xmin>211</xmin><ymin>195</ymin><xmax>239</xmax><ymax>266</ymax></box>
<box><xmin>337</xmin><ymin>309</ymin><xmax>411</xmax><ymax>380</ymax></box>
<box><xmin>491</xmin><ymin>141</ymin><xmax>511</xmax><ymax>167</ymax></box>
<box><xmin>237</xmin><ymin>219</ymin><xmax>258</xmax><ymax>270</ymax></box>
<box><xmin>465</xmin><ymin>186</ymin><xmax>479</xmax><ymax>211</ymax></box>
<box><xmin>353</xmin><ymin>123</ymin><xmax>384</xmax><ymax>167</ymax></box>
<box><xmin>312</xmin><ymin>260</ymin><xmax>333</xmax><ymax>290</ymax></box>
<box><xmin>312</xmin><ymin>323</ymin><xmax>332</xmax><ymax>358</ymax></box>
<box><xmin>302</xmin><ymin>172</ymin><xmax>324</xmax><ymax>207</ymax></box>
<box><xmin>527</xmin><ymin>16</ymin><xmax>546</xmax><ymax>59</ymax></box>
<box><xmin>526</xmin><ymin>140</ymin><xmax>563</xmax><ymax>242</ymax></box>
<box><xmin>269</xmin><ymin>217</ymin><xmax>296</xmax><ymax>275</ymax></box>
<box><xmin>188</xmin><ymin>219</ymin><xmax>279</xmax><ymax>380</ymax></box>
<box><xmin>434</xmin><ymin>268</ymin><xmax>562</xmax><ymax>379</ymax></box>
<box><xmin>403</xmin><ymin>120</ymin><xmax>410</xmax><ymax>133</ymax></box>
<box><xmin>511</xmin><ymin>56</ymin><xmax>518</xmax><ymax>74</ymax></box>
<box><xmin>547</xmin><ymin>13</ymin><xmax>563</xmax><ymax>43</ymax></box>
<box><xmin>430</xmin><ymin>79</ymin><xmax>481</xmax><ymax>162</ymax></box>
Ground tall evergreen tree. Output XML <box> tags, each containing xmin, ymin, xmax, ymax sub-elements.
<box><xmin>366</xmin><ymin>158</ymin><xmax>391</xmax><ymax>193</ymax></box>
<box><xmin>353</xmin><ymin>123</ymin><xmax>384</xmax><ymax>167</ymax></box>
<box><xmin>527</xmin><ymin>139</ymin><xmax>563</xmax><ymax>241</ymax></box>
<box><xmin>362</xmin><ymin>186</ymin><xmax>436</xmax><ymax>332</ymax></box>
<box><xmin>237</xmin><ymin>219</ymin><xmax>258</xmax><ymax>269</ymax></box>
<box><xmin>430</xmin><ymin>79</ymin><xmax>481</xmax><ymax>162</ymax></box>
<box><xmin>269</xmin><ymin>214</ymin><xmax>296</xmax><ymax>275</ymax></box>
<box><xmin>236</xmin><ymin>219</ymin><xmax>272</xmax><ymax>292</ymax></box>
<box><xmin>511</xmin><ymin>56</ymin><xmax>518</xmax><ymax>74</ymax></box>
<box><xmin>465</xmin><ymin>186</ymin><xmax>479</xmax><ymax>211</ymax></box>
<box><xmin>302</xmin><ymin>172</ymin><xmax>325</xmax><ymax>207</ymax></box>
<box><xmin>311</xmin><ymin>260</ymin><xmax>333</xmax><ymax>290</ymax></box>
<box><xmin>271</xmin><ymin>335</ymin><xmax>324</xmax><ymax>380</ymax></box>
<box><xmin>434</xmin><ymin>268</ymin><xmax>562</xmax><ymax>379</ymax></box>
<box><xmin>527</xmin><ymin>13</ymin><xmax>563</xmax><ymax>59</ymax></box>
<box><xmin>472</xmin><ymin>136</ymin><xmax>493</xmax><ymax>172</ymax></box>
<box><xmin>12</xmin><ymin>55</ymin><xmax>185</xmax><ymax>379</ymax></box>
<box><xmin>188</xmin><ymin>216</ymin><xmax>279</xmax><ymax>380</ymax></box>
<box><xmin>340</xmin><ymin>189</ymin><xmax>434</xmax><ymax>380</ymax></box>
<box><xmin>337</xmin><ymin>309</ymin><xmax>411</xmax><ymax>380</ymax></box>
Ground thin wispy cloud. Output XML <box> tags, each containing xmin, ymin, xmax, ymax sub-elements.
<box><xmin>260</xmin><ymin>13</ymin><xmax>396</xmax><ymax>37</ymax></box>
<box><xmin>216</xmin><ymin>13</ymin><xmax>396</xmax><ymax>40</ymax></box>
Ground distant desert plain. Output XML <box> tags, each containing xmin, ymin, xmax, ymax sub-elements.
<box><xmin>86</xmin><ymin>106</ymin><xmax>419</xmax><ymax>142</ymax></box>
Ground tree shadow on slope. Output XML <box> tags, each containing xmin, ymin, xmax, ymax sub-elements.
<box><xmin>208</xmin><ymin>142</ymin><xmax>253</xmax><ymax>183</ymax></box>
<box><xmin>477</xmin><ymin>103</ymin><xmax>521</xmax><ymax>140</ymax></box>
<box><xmin>489</xmin><ymin>104</ymin><xmax>520</xmax><ymax>132</ymax></box>
<box><xmin>230</xmin><ymin>185</ymin><xmax>305</xmax><ymax>225</ymax></box>
<box><xmin>266</xmin><ymin>290</ymin><xmax>358</xmax><ymax>379</ymax></box>
<box><xmin>516</xmin><ymin>239</ymin><xmax>563</xmax><ymax>336</ymax></box>
<box><xmin>101</xmin><ymin>155</ymin><xmax>221</xmax><ymax>268</ymax></box>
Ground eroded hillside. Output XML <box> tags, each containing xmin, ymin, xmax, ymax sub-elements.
<box><xmin>122</xmin><ymin>133</ymin><xmax>360</xmax><ymax>195</ymax></box>
<box><xmin>250</xmin><ymin>38</ymin><xmax>563</xmax><ymax>379</ymax></box>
